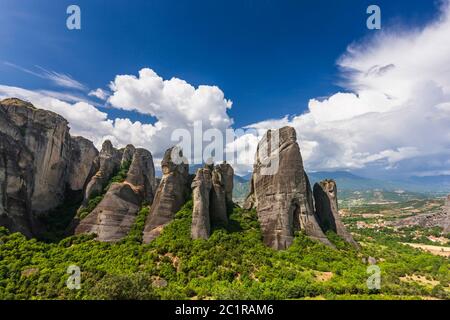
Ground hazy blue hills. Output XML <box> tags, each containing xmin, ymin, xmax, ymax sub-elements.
<box><xmin>308</xmin><ymin>171</ymin><xmax>450</xmax><ymax>195</ymax></box>
<box><xmin>157</xmin><ymin>165</ymin><xmax>450</xmax><ymax>202</ymax></box>
<box><xmin>232</xmin><ymin>170</ymin><xmax>450</xmax><ymax>203</ymax></box>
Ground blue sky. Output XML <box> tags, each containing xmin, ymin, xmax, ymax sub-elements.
<box><xmin>0</xmin><ymin>0</ymin><xmax>449</xmax><ymax>178</ymax></box>
<box><xmin>0</xmin><ymin>0</ymin><xmax>439</xmax><ymax>125</ymax></box>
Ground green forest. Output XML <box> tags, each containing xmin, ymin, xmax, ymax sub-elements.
<box><xmin>1</xmin><ymin>200</ymin><xmax>448</xmax><ymax>300</ymax></box>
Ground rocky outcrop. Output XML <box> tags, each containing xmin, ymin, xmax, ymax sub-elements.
<box><xmin>211</xmin><ymin>163</ymin><xmax>233</xmax><ymax>227</ymax></box>
<box><xmin>0</xmin><ymin>98</ymin><xmax>100</xmax><ymax>237</ymax></box>
<box><xmin>0</xmin><ymin>132</ymin><xmax>34</xmax><ymax>237</ymax></box>
<box><xmin>191</xmin><ymin>162</ymin><xmax>234</xmax><ymax>239</ymax></box>
<box><xmin>82</xmin><ymin>140</ymin><xmax>122</xmax><ymax>205</ymax></box>
<box><xmin>142</xmin><ymin>147</ymin><xmax>191</xmax><ymax>243</ymax></box>
<box><xmin>313</xmin><ymin>180</ymin><xmax>359</xmax><ymax>248</ymax></box>
<box><xmin>0</xmin><ymin>98</ymin><xmax>72</xmax><ymax>213</ymax></box>
<box><xmin>216</xmin><ymin>162</ymin><xmax>234</xmax><ymax>205</ymax></box>
<box><xmin>68</xmin><ymin>137</ymin><xmax>99</xmax><ymax>192</ymax></box>
<box><xmin>125</xmin><ymin>148</ymin><xmax>156</xmax><ymax>202</ymax></box>
<box><xmin>245</xmin><ymin>126</ymin><xmax>332</xmax><ymax>250</ymax></box>
<box><xmin>75</xmin><ymin>148</ymin><xmax>156</xmax><ymax>242</ymax></box>
<box><xmin>75</xmin><ymin>183</ymin><xmax>141</xmax><ymax>242</ymax></box>
<box><xmin>191</xmin><ymin>167</ymin><xmax>213</xmax><ymax>239</ymax></box>
<box><xmin>121</xmin><ymin>144</ymin><xmax>135</xmax><ymax>167</ymax></box>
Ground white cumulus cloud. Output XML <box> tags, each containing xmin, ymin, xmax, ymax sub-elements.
<box><xmin>88</xmin><ymin>88</ymin><xmax>109</xmax><ymax>100</ymax></box>
<box><xmin>238</xmin><ymin>1</ymin><xmax>450</xmax><ymax>178</ymax></box>
<box><xmin>2</xmin><ymin>3</ymin><xmax>450</xmax><ymax>178</ymax></box>
<box><xmin>0</xmin><ymin>68</ymin><xmax>235</xmax><ymax>168</ymax></box>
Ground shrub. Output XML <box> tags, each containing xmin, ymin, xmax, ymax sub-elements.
<box><xmin>91</xmin><ymin>273</ymin><xmax>159</xmax><ymax>300</ymax></box>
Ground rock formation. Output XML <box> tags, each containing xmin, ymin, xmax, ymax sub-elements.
<box><xmin>125</xmin><ymin>148</ymin><xmax>156</xmax><ymax>202</ymax></box>
<box><xmin>82</xmin><ymin>140</ymin><xmax>122</xmax><ymax>205</ymax></box>
<box><xmin>75</xmin><ymin>148</ymin><xmax>156</xmax><ymax>242</ymax></box>
<box><xmin>0</xmin><ymin>98</ymin><xmax>99</xmax><ymax>236</ymax></box>
<box><xmin>142</xmin><ymin>147</ymin><xmax>191</xmax><ymax>243</ymax></box>
<box><xmin>313</xmin><ymin>179</ymin><xmax>359</xmax><ymax>248</ymax></box>
<box><xmin>191</xmin><ymin>167</ymin><xmax>213</xmax><ymax>239</ymax></box>
<box><xmin>211</xmin><ymin>163</ymin><xmax>233</xmax><ymax>227</ymax></box>
<box><xmin>191</xmin><ymin>162</ymin><xmax>234</xmax><ymax>239</ymax></box>
<box><xmin>0</xmin><ymin>132</ymin><xmax>34</xmax><ymax>237</ymax></box>
<box><xmin>121</xmin><ymin>144</ymin><xmax>135</xmax><ymax>167</ymax></box>
<box><xmin>244</xmin><ymin>126</ymin><xmax>333</xmax><ymax>250</ymax></box>
<box><xmin>216</xmin><ymin>162</ymin><xmax>234</xmax><ymax>205</ymax></box>
<box><xmin>0</xmin><ymin>98</ymin><xmax>72</xmax><ymax>213</ymax></box>
<box><xmin>68</xmin><ymin>137</ymin><xmax>99</xmax><ymax>192</ymax></box>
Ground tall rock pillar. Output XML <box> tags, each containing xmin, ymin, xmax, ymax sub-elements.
<box><xmin>245</xmin><ymin>126</ymin><xmax>332</xmax><ymax>250</ymax></box>
<box><xmin>313</xmin><ymin>179</ymin><xmax>359</xmax><ymax>248</ymax></box>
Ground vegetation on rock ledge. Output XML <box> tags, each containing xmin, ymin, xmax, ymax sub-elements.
<box><xmin>77</xmin><ymin>160</ymin><xmax>132</xmax><ymax>221</ymax></box>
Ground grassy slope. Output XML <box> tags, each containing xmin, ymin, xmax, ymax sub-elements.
<box><xmin>0</xmin><ymin>201</ymin><xmax>448</xmax><ymax>300</ymax></box>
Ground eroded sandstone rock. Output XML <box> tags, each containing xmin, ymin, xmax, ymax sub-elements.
<box><xmin>191</xmin><ymin>167</ymin><xmax>213</xmax><ymax>240</ymax></box>
<box><xmin>0</xmin><ymin>132</ymin><xmax>34</xmax><ymax>237</ymax></box>
<box><xmin>82</xmin><ymin>140</ymin><xmax>122</xmax><ymax>205</ymax></box>
<box><xmin>75</xmin><ymin>148</ymin><xmax>157</xmax><ymax>241</ymax></box>
<box><xmin>216</xmin><ymin>162</ymin><xmax>234</xmax><ymax>205</ymax></box>
<box><xmin>313</xmin><ymin>179</ymin><xmax>359</xmax><ymax>248</ymax></box>
<box><xmin>75</xmin><ymin>183</ymin><xmax>141</xmax><ymax>242</ymax></box>
<box><xmin>245</xmin><ymin>126</ymin><xmax>332</xmax><ymax>250</ymax></box>
<box><xmin>190</xmin><ymin>162</ymin><xmax>234</xmax><ymax>239</ymax></box>
<box><xmin>126</xmin><ymin>148</ymin><xmax>156</xmax><ymax>203</ymax></box>
<box><xmin>121</xmin><ymin>144</ymin><xmax>135</xmax><ymax>167</ymax></box>
<box><xmin>0</xmin><ymin>98</ymin><xmax>101</xmax><ymax>237</ymax></box>
<box><xmin>68</xmin><ymin>137</ymin><xmax>99</xmax><ymax>192</ymax></box>
<box><xmin>211</xmin><ymin>163</ymin><xmax>234</xmax><ymax>227</ymax></box>
<box><xmin>142</xmin><ymin>147</ymin><xmax>190</xmax><ymax>243</ymax></box>
<box><xmin>1</xmin><ymin>98</ymin><xmax>72</xmax><ymax>213</ymax></box>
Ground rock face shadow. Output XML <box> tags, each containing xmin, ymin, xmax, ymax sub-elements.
<box><xmin>313</xmin><ymin>179</ymin><xmax>359</xmax><ymax>249</ymax></box>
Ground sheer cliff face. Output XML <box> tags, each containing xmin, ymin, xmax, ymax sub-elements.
<box><xmin>191</xmin><ymin>167</ymin><xmax>213</xmax><ymax>240</ymax></box>
<box><xmin>75</xmin><ymin>148</ymin><xmax>157</xmax><ymax>242</ymax></box>
<box><xmin>125</xmin><ymin>148</ymin><xmax>156</xmax><ymax>203</ymax></box>
<box><xmin>191</xmin><ymin>162</ymin><xmax>234</xmax><ymax>240</ymax></box>
<box><xmin>0</xmin><ymin>98</ymin><xmax>99</xmax><ymax>236</ymax></box>
<box><xmin>1</xmin><ymin>98</ymin><xmax>72</xmax><ymax>212</ymax></box>
<box><xmin>216</xmin><ymin>162</ymin><xmax>234</xmax><ymax>206</ymax></box>
<box><xmin>0</xmin><ymin>132</ymin><xmax>34</xmax><ymax>237</ymax></box>
<box><xmin>245</xmin><ymin>126</ymin><xmax>332</xmax><ymax>250</ymax></box>
<box><xmin>313</xmin><ymin>180</ymin><xmax>359</xmax><ymax>249</ymax></box>
<box><xmin>142</xmin><ymin>147</ymin><xmax>191</xmax><ymax>244</ymax></box>
<box><xmin>68</xmin><ymin>137</ymin><xmax>99</xmax><ymax>192</ymax></box>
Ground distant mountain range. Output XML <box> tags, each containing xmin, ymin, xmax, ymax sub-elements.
<box><xmin>232</xmin><ymin>170</ymin><xmax>450</xmax><ymax>203</ymax></box>
<box><xmin>157</xmin><ymin>164</ymin><xmax>450</xmax><ymax>202</ymax></box>
<box><xmin>309</xmin><ymin>171</ymin><xmax>450</xmax><ymax>195</ymax></box>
